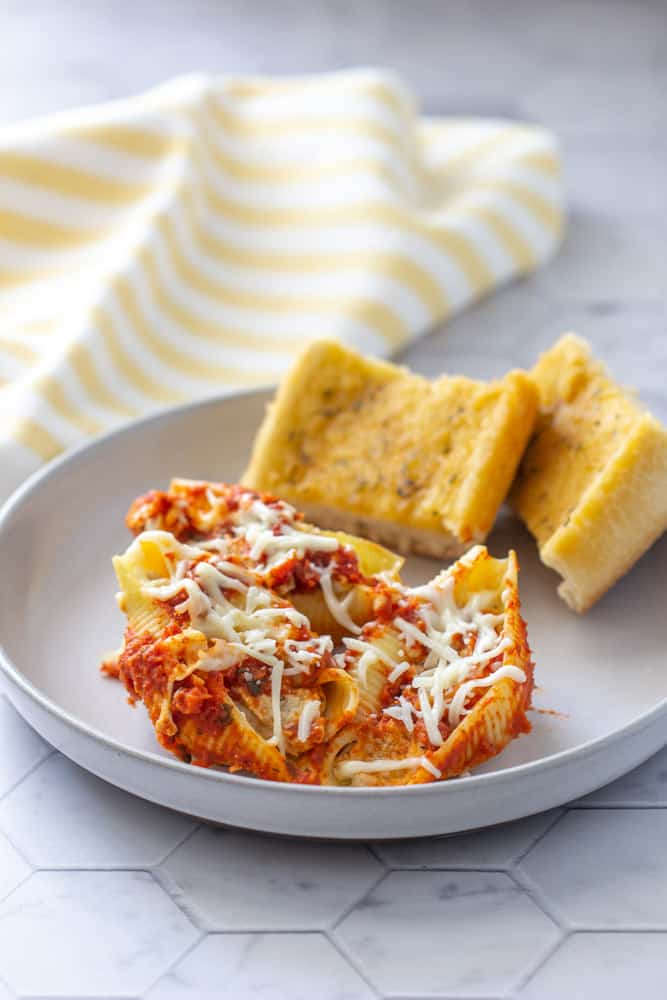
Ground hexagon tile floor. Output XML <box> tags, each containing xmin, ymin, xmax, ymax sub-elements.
<box><xmin>2</xmin><ymin>697</ymin><xmax>667</xmax><ymax>998</ymax></box>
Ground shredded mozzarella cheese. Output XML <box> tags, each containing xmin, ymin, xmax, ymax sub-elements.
<box><xmin>346</xmin><ymin>569</ymin><xmax>523</xmax><ymax>747</ymax></box>
<box><xmin>297</xmin><ymin>700</ymin><xmax>321</xmax><ymax>743</ymax></box>
<box><xmin>196</xmin><ymin>639</ymin><xmax>241</xmax><ymax>672</ymax></box>
<box><xmin>382</xmin><ymin>695</ymin><xmax>418</xmax><ymax>733</ymax></box>
<box><xmin>343</xmin><ymin>636</ymin><xmax>397</xmax><ymax>670</ymax></box>
<box><xmin>283</xmin><ymin>636</ymin><xmax>333</xmax><ymax>675</ymax></box>
<box><xmin>318</xmin><ymin>568</ymin><xmax>361</xmax><ymax>634</ymax></box>
<box><xmin>233</xmin><ymin>499</ymin><xmax>339</xmax><ymax>569</ymax></box>
<box><xmin>387</xmin><ymin>660</ymin><xmax>412</xmax><ymax>684</ymax></box>
<box><xmin>266</xmin><ymin>660</ymin><xmax>285</xmax><ymax>754</ymax></box>
<box><xmin>136</xmin><ymin>529</ymin><xmax>335</xmax><ymax>759</ymax></box>
<box><xmin>337</xmin><ymin>756</ymin><xmax>441</xmax><ymax>779</ymax></box>
<box><xmin>447</xmin><ymin>664</ymin><xmax>526</xmax><ymax>725</ymax></box>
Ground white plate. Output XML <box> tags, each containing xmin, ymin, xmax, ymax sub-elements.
<box><xmin>1</xmin><ymin>389</ymin><xmax>666</xmax><ymax>839</ymax></box>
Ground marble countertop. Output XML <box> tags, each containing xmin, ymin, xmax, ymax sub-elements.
<box><xmin>1</xmin><ymin>1</ymin><xmax>666</xmax><ymax>997</ymax></box>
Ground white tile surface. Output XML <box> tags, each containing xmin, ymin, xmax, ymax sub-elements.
<box><xmin>336</xmin><ymin>870</ymin><xmax>560</xmax><ymax>997</ymax></box>
<box><xmin>520</xmin><ymin>932</ymin><xmax>667</xmax><ymax>999</ymax></box>
<box><xmin>577</xmin><ymin>747</ymin><xmax>667</xmax><ymax>807</ymax></box>
<box><xmin>161</xmin><ymin>827</ymin><xmax>383</xmax><ymax>930</ymax></box>
<box><xmin>0</xmin><ymin>753</ymin><xmax>196</xmax><ymax>867</ymax></box>
<box><xmin>375</xmin><ymin>810</ymin><xmax>561</xmax><ymax>869</ymax></box>
<box><xmin>148</xmin><ymin>932</ymin><xmax>374</xmax><ymax>1000</ymax></box>
<box><xmin>0</xmin><ymin>831</ymin><xmax>30</xmax><ymax>902</ymax></box>
<box><xmin>520</xmin><ymin>810</ymin><xmax>667</xmax><ymax>928</ymax></box>
<box><xmin>0</xmin><ymin>697</ymin><xmax>50</xmax><ymax>799</ymax></box>
<box><xmin>0</xmin><ymin>870</ymin><xmax>198</xmax><ymax>996</ymax></box>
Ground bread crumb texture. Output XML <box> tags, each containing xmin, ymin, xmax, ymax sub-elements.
<box><xmin>243</xmin><ymin>340</ymin><xmax>537</xmax><ymax>554</ymax></box>
<box><xmin>512</xmin><ymin>333</ymin><xmax>667</xmax><ymax>611</ymax></box>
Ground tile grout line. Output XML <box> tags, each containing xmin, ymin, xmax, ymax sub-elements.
<box><xmin>0</xmin><ymin>865</ymin><xmax>34</xmax><ymax>908</ymax></box>
<box><xmin>153</xmin><ymin>820</ymin><xmax>203</xmax><ymax>869</ymax></box>
<box><xmin>514</xmin><ymin>928</ymin><xmax>572</xmax><ymax>996</ymax></box>
<box><xmin>0</xmin><ymin>820</ymin><xmax>34</xmax><ymax>872</ymax></box>
<box><xmin>325</xmin><ymin>930</ymin><xmax>383</xmax><ymax>999</ymax></box>
<box><xmin>511</xmin><ymin>807</ymin><xmax>567</xmax><ymax>866</ymax></box>
<box><xmin>139</xmin><ymin>923</ymin><xmax>206</xmax><ymax>997</ymax></box>
<box><xmin>0</xmin><ymin>747</ymin><xmax>55</xmax><ymax>807</ymax></box>
<box><xmin>325</xmin><ymin>860</ymin><xmax>391</xmax><ymax>1000</ymax></box>
<box><xmin>329</xmin><ymin>860</ymin><xmax>388</xmax><ymax>933</ymax></box>
<box><xmin>509</xmin><ymin>864</ymin><xmax>569</xmax><ymax>930</ymax></box>
<box><xmin>515</xmin><ymin>929</ymin><xmax>667</xmax><ymax>1000</ymax></box>
<box><xmin>365</xmin><ymin>842</ymin><xmax>386</xmax><ymax>866</ymax></box>
<box><xmin>149</xmin><ymin>864</ymin><xmax>212</xmax><ymax>933</ymax></box>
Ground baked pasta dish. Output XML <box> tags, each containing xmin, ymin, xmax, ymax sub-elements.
<box><xmin>103</xmin><ymin>480</ymin><xmax>534</xmax><ymax>786</ymax></box>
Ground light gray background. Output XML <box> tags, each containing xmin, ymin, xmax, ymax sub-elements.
<box><xmin>1</xmin><ymin>2</ymin><xmax>666</xmax><ymax>998</ymax></box>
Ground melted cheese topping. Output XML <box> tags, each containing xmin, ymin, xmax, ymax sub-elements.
<box><xmin>194</xmin><ymin>494</ymin><xmax>346</xmax><ymax>588</ymax></box>
<box><xmin>134</xmin><ymin>530</ymin><xmax>332</xmax><ymax>756</ymax></box>
<box><xmin>233</xmin><ymin>498</ymin><xmax>339</xmax><ymax>569</ymax></box>
<box><xmin>128</xmin><ymin>509</ymin><xmax>528</xmax><ymax>782</ymax></box>
<box><xmin>387</xmin><ymin>660</ymin><xmax>412</xmax><ymax>684</ymax></box>
<box><xmin>446</xmin><ymin>664</ymin><xmax>526</xmax><ymax>724</ymax></box>
<box><xmin>344</xmin><ymin>636</ymin><xmax>399</xmax><ymax>670</ymax></box>
<box><xmin>348</xmin><ymin>571</ymin><xmax>525</xmax><ymax>745</ymax></box>
<box><xmin>283</xmin><ymin>636</ymin><xmax>333</xmax><ymax>676</ymax></box>
<box><xmin>297</xmin><ymin>699</ymin><xmax>321</xmax><ymax>743</ymax></box>
<box><xmin>337</xmin><ymin>756</ymin><xmax>442</xmax><ymax>780</ymax></box>
<box><xmin>317</xmin><ymin>567</ymin><xmax>362</xmax><ymax>634</ymax></box>
<box><xmin>267</xmin><ymin>660</ymin><xmax>285</xmax><ymax>753</ymax></box>
<box><xmin>382</xmin><ymin>695</ymin><xmax>417</xmax><ymax>733</ymax></box>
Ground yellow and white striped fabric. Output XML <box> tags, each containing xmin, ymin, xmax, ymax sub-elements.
<box><xmin>0</xmin><ymin>70</ymin><xmax>564</xmax><ymax>502</ymax></box>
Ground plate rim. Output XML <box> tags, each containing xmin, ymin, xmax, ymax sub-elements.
<box><xmin>1</xmin><ymin>387</ymin><xmax>666</xmax><ymax>800</ymax></box>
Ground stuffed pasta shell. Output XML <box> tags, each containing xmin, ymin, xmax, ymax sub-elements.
<box><xmin>109</xmin><ymin>529</ymin><xmax>357</xmax><ymax>779</ymax></box>
<box><xmin>305</xmin><ymin>546</ymin><xmax>533</xmax><ymax>786</ymax></box>
<box><xmin>104</xmin><ymin>483</ymin><xmax>534</xmax><ymax>786</ymax></box>
<box><xmin>126</xmin><ymin>479</ymin><xmax>402</xmax><ymax>640</ymax></box>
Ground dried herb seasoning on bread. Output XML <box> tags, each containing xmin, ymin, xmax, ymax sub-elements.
<box><xmin>512</xmin><ymin>334</ymin><xmax>667</xmax><ymax>612</ymax></box>
<box><xmin>243</xmin><ymin>340</ymin><xmax>537</xmax><ymax>558</ymax></box>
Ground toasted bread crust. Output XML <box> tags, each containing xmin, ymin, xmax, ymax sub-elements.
<box><xmin>513</xmin><ymin>334</ymin><xmax>667</xmax><ymax>612</ymax></box>
<box><xmin>244</xmin><ymin>340</ymin><xmax>537</xmax><ymax>556</ymax></box>
<box><xmin>289</xmin><ymin>501</ymin><xmax>472</xmax><ymax>558</ymax></box>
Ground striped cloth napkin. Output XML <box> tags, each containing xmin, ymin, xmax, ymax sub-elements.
<box><xmin>0</xmin><ymin>70</ymin><xmax>564</xmax><ymax>503</ymax></box>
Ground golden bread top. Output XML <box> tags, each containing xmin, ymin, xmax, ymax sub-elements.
<box><xmin>513</xmin><ymin>334</ymin><xmax>665</xmax><ymax>543</ymax></box>
<box><xmin>244</xmin><ymin>340</ymin><xmax>537</xmax><ymax>542</ymax></box>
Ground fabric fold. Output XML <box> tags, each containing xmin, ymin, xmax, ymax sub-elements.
<box><xmin>0</xmin><ymin>70</ymin><xmax>565</xmax><ymax>502</ymax></box>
